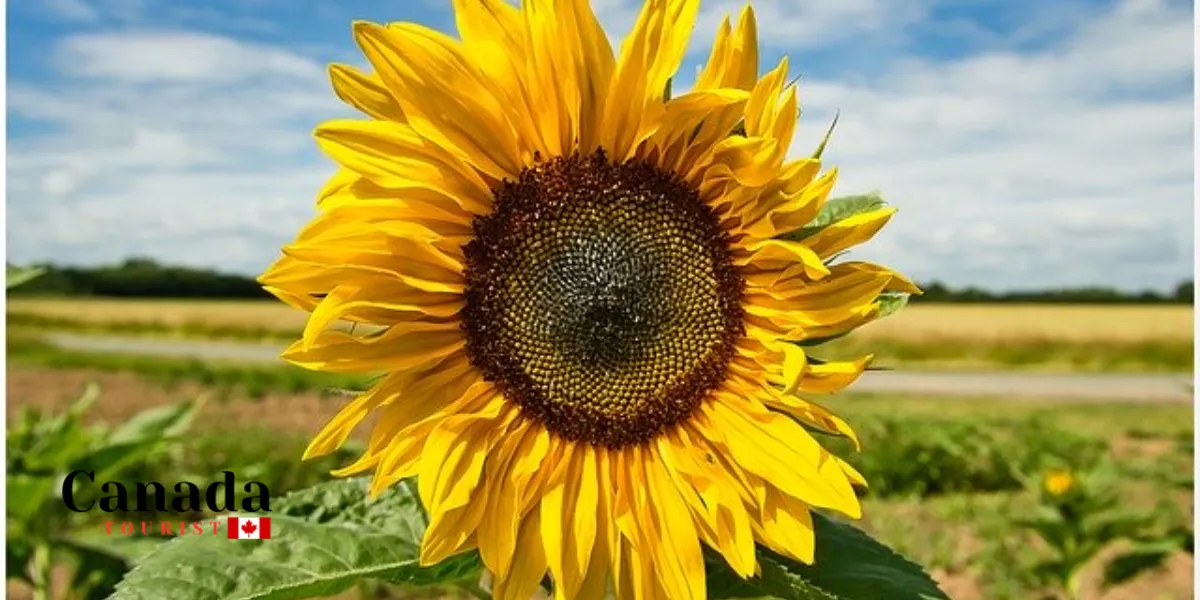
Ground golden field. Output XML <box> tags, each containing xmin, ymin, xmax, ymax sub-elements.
<box><xmin>853</xmin><ymin>303</ymin><xmax>1193</xmax><ymax>343</ymax></box>
<box><xmin>6</xmin><ymin>298</ymin><xmax>1194</xmax><ymax>372</ymax></box>
<box><xmin>8</xmin><ymin>298</ymin><xmax>1193</xmax><ymax>341</ymax></box>
<box><xmin>7</xmin><ymin>297</ymin><xmax>313</xmax><ymax>331</ymax></box>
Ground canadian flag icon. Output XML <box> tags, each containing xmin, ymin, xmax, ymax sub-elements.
<box><xmin>227</xmin><ymin>517</ymin><xmax>271</xmax><ymax>540</ymax></box>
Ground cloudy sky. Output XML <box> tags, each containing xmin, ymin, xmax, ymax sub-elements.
<box><xmin>7</xmin><ymin>0</ymin><xmax>1195</xmax><ymax>291</ymax></box>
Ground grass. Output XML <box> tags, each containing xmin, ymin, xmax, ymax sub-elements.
<box><xmin>9</xmin><ymin>299</ymin><xmax>1193</xmax><ymax>372</ymax></box>
<box><xmin>833</xmin><ymin>393</ymin><xmax>1195</xmax><ymax>438</ymax></box>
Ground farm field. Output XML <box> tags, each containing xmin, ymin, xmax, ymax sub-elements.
<box><xmin>4</xmin><ymin>364</ymin><xmax>1193</xmax><ymax>600</ymax></box>
<box><xmin>5</xmin><ymin>296</ymin><xmax>1195</xmax><ymax>599</ymax></box>
<box><xmin>7</xmin><ymin>298</ymin><xmax>1194</xmax><ymax>372</ymax></box>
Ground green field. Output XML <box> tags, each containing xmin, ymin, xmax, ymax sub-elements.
<box><xmin>5</xmin><ymin>351</ymin><xmax>1195</xmax><ymax>599</ymax></box>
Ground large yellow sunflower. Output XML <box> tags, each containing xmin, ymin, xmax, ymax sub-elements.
<box><xmin>260</xmin><ymin>1</ymin><xmax>918</xmax><ymax>598</ymax></box>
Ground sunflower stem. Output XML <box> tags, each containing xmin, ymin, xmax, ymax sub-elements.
<box><xmin>31</xmin><ymin>542</ymin><xmax>51</xmax><ymax>600</ymax></box>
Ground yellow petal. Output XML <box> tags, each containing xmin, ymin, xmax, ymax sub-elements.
<box><xmin>601</xmin><ymin>0</ymin><xmax>701</xmax><ymax>160</ymax></box>
<box><xmin>692</xmin><ymin>135</ymin><xmax>780</xmax><ymax>194</ymax></box>
<box><xmin>739</xmin><ymin>165</ymin><xmax>835</xmax><ymax>241</ymax></box>
<box><xmin>353</xmin><ymin>21</ymin><xmax>525</xmax><ymax>180</ymax></box>
<box><xmin>743</xmin><ymin>58</ymin><xmax>790</xmax><ymax>140</ymax></box>
<box><xmin>451</xmin><ymin>0</ymin><xmax>544</xmax><ymax>160</ymax></box>
<box><xmin>314</xmin><ymin>119</ymin><xmax>492</xmax><ymax>215</ymax></box>
<box><xmin>837</xmin><ymin>457</ymin><xmax>869</xmax><ymax>488</ymax></box>
<box><xmin>311</xmin><ymin>191</ymin><xmax>476</xmax><ymax>237</ymax></box>
<box><xmin>658</xmin><ymin>431</ymin><xmax>756</xmax><ymax>578</ymax></box>
<box><xmin>282</xmin><ymin>323</ymin><xmax>463</xmax><ymax>374</ymax></box>
<box><xmin>742</xmin><ymin>270</ymin><xmax>891</xmax><ymax>339</ymax></box>
<box><xmin>755</xmin><ymin>490</ymin><xmax>816</xmax><ymax>565</ymax></box>
<box><xmin>302</xmin><ymin>372</ymin><xmax>402</xmax><ymax>460</ymax></box>
<box><xmin>696</xmin><ymin>7</ymin><xmax>759</xmax><ymax>92</ymax></box>
<box><xmin>701</xmin><ymin>396</ymin><xmax>861</xmax><ymax>518</ymax></box>
<box><xmin>493</xmin><ymin>510</ymin><xmax>550</xmax><ymax>600</ymax></box>
<box><xmin>757</xmin><ymin>388</ymin><xmax>862</xmax><ymax>451</ymax></box>
<box><xmin>803</xmin><ymin>206</ymin><xmax>898</xmax><ymax>259</ymax></box>
<box><xmin>575</xmin><ymin>509</ymin><xmax>611</xmax><ymax>600</ymax></box>
<box><xmin>639</xmin><ymin>449</ymin><xmax>706</xmax><ymax>600</ymax></box>
<box><xmin>563</xmin><ymin>0</ymin><xmax>616</xmax><ymax>153</ymax></box>
<box><xmin>262</xmin><ymin>284</ymin><xmax>319</xmax><ymax>313</ymax></box>
<box><xmin>736</xmin><ymin>238</ymin><xmax>830</xmax><ymax>281</ymax></box>
<box><xmin>669</xmin><ymin>7</ymin><xmax>758</xmax><ymax>176</ymax></box>
<box><xmin>801</xmin><ymin>355</ymin><xmax>874</xmax><ymax>395</ymax></box>
<box><xmin>418</xmin><ymin>397</ymin><xmax>508</xmax><ymax>515</ymax></box>
<box><xmin>282</xmin><ymin>224</ymin><xmax>466</xmax><ymax>295</ymax></box>
<box><xmin>260</xmin><ymin>256</ymin><xmax>451</xmax><ymax>314</ymax></box>
<box><xmin>361</xmin><ymin>379</ymin><xmax>493</xmax><ymax>489</ymax></box>
<box><xmin>477</xmin><ymin>421</ymin><xmax>548</xmax><ymax>576</ymax></box>
<box><xmin>316</xmin><ymin>168</ymin><xmax>361</xmax><ymax>208</ymax></box>
<box><xmin>329</xmin><ymin>63</ymin><xmax>406</xmax><ymax>122</ymax></box>
<box><xmin>778</xmin><ymin>341</ymin><xmax>808</xmax><ymax>396</ymax></box>
<box><xmin>420</xmin><ymin>401</ymin><xmax>516</xmax><ymax>565</ymax></box>
<box><xmin>541</xmin><ymin>447</ymin><xmax>600</xmax><ymax>600</ymax></box>
<box><xmin>644</xmin><ymin>88</ymin><xmax>751</xmax><ymax>173</ymax></box>
<box><xmin>834</xmin><ymin>261</ymin><xmax>923</xmax><ymax>295</ymax></box>
<box><xmin>360</xmin><ymin>353</ymin><xmax>479</xmax><ymax>453</ymax></box>
<box><xmin>521</xmin><ymin>0</ymin><xmax>576</xmax><ymax>156</ymax></box>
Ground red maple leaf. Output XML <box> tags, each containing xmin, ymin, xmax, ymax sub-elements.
<box><xmin>241</xmin><ymin>520</ymin><xmax>257</xmax><ymax>535</ymax></box>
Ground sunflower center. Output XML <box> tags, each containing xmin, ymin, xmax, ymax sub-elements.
<box><xmin>461</xmin><ymin>151</ymin><xmax>744</xmax><ymax>447</ymax></box>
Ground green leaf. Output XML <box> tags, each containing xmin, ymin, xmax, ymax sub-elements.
<box><xmin>876</xmin><ymin>293</ymin><xmax>910</xmax><ymax>320</ymax></box>
<box><xmin>17</xmin><ymin>385</ymin><xmax>100</xmax><ymax>473</ymax></box>
<box><xmin>110</xmin><ymin>477</ymin><xmax>483</xmax><ymax>600</ymax></box>
<box><xmin>5</xmin><ymin>474</ymin><xmax>57</xmax><ymax>523</ymax></box>
<box><xmin>6</xmin><ymin>535</ymin><xmax>33</xmax><ymax>583</ymax></box>
<box><xmin>55</xmin><ymin>538</ymin><xmax>131</xmax><ymax>600</ymax></box>
<box><xmin>108</xmin><ymin>398</ymin><xmax>203</xmax><ymax>445</ymax></box>
<box><xmin>6</xmin><ymin>265</ymin><xmax>45</xmax><ymax>289</ymax></box>
<box><xmin>781</xmin><ymin>192</ymin><xmax>888</xmax><ymax>243</ymax></box>
<box><xmin>708</xmin><ymin>512</ymin><xmax>950</xmax><ymax>600</ymax></box>
<box><xmin>77</xmin><ymin>399</ymin><xmax>203</xmax><ymax>481</ymax></box>
<box><xmin>1102</xmin><ymin>541</ymin><xmax>1180</xmax><ymax>587</ymax></box>
<box><xmin>706</xmin><ymin>548</ymin><xmax>836</xmax><ymax>600</ymax></box>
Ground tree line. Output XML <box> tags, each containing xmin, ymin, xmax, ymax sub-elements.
<box><xmin>6</xmin><ymin>258</ymin><xmax>1194</xmax><ymax>304</ymax></box>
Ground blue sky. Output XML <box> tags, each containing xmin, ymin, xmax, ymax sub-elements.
<box><xmin>6</xmin><ymin>0</ymin><xmax>1195</xmax><ymax>291</ymax></box>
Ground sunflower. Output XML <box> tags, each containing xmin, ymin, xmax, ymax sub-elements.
<box><xmin>260</xmin><ymin>0</ymin><xmax>918</xmax><ymax>598</ymax></box>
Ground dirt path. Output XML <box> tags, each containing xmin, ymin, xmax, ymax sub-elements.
<box><xmin>41</xmin><ymin>333</ymin><xmax>1196</xmax><ymax>402</ymax></box>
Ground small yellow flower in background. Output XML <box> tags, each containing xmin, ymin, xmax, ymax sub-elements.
<box><xmin>260</xmin><ymin>0</ymin><xmax>914</xmax><ymax>599</ymax></box>
<box><xmin>1043</xmin><ymin>469</ymin><xmax>1076</xmax><ymax>497</ymax></box>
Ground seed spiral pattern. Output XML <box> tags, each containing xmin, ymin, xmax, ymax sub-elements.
<box><xmin>462</xmin><ymin>151</ymin><xmax>745</xmax><ymax>447</ymax></box>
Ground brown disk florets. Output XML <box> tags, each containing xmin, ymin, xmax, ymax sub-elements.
<box><xmin>461</xmin><ymin>150</ymin><xmax>745</xmax><ymax>447</ymax></box>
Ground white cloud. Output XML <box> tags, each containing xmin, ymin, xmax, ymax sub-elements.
<box><xmin>590</xmin><ymin>0</ymin><xmax>942</xmax><ymax>53</ymax></box>
<box><xmin>43</xmin><ymin>0</ymin><xmax>100</xmax><ymax>22</ymax></box>
<box><xmin>54</xmin><ymin>31</ymin><xmax>324</xmax><ymax>83</ymax></box>
<box><xmin>7</xmin><ymin>31</ymin><xmax>344</xmax><ymax>273</ymax></box>
<box><xmin>6</xmin><ymin>0</ymin><xmax>1194</xmax><ymax>291</ymax></box>
<box><xmin>781</xmin><ymin>0</ymin><xmax>1194</xmax><ymax>290</ymax></box>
